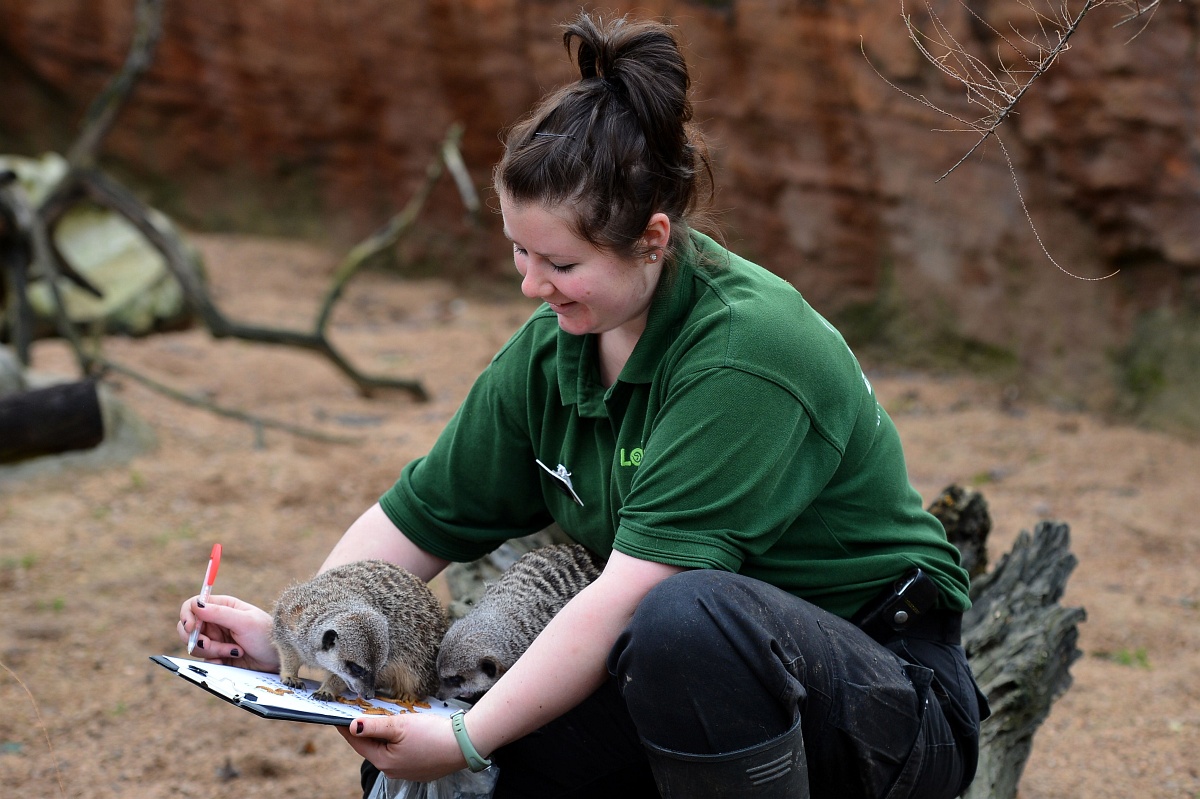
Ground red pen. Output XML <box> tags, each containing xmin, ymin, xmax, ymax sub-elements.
<box><xmin>187</xmin><ymin>543</ymin><xmax>222</xmax><ymax>655</ymax></box>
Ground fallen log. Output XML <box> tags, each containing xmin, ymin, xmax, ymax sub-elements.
<box><xmin>929</xmin><ymin>486</ymin><xmax>1086</xmax><ymax>799</ymax></box>
<box><xmin>0</xmin><ymin>379</ymin><xmax>104</xmax><ymax>463</ymax></box>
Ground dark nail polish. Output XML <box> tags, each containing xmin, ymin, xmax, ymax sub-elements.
<box><xmin>196</xmin><ymin>600</ymin><xmax>205</xmax><ymax>608</ymax></box>
<box><xmin>356</xmin><ymin>721</ymin><xmax>364</xmax><ymax>734</ymax></box>
<box><xmin>196</xmin><ymin>639</ymin><xmax>204</xmax><ymax>649</ymax></box>
<box><xmin>230</xmin><ymin>648</ymin><xmax>240</xmax><ymax>658</ymax></box>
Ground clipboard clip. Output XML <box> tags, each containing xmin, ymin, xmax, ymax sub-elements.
<box><xmin>536</xmin><ymin>458</ymin><xmax>584</xmax><ymax>507</ymax></box>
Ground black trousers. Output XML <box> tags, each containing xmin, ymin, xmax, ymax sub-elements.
<box><xmin>364</xmin><ymin>570</ymin><xmax>986</xmax><ymax>799</ymax></box>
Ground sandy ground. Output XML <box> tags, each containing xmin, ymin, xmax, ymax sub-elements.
<box><xmin>1</xmin><ymin>233</ymin><xmax>1197</xmax><ymax>798</ymax></box>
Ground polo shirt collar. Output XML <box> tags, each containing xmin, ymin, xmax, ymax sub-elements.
<box><xmin>555</xmin><ymin>236</ymin><xmax>702</xmax><ymax>417</ymax></box>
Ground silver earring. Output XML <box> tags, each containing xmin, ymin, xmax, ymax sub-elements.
<box><xmin>649</xmin><ymin>253</ymin><xmax>659</xmax><ymax>262</ymax></box>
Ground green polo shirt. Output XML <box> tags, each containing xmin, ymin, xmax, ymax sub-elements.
<box><xmin>380</xmin><ymin>232</ymin><xmax>970</xmax><ymax>618</ymax></box>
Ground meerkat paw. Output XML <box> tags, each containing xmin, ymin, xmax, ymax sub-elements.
<box><xmin>280</xmin><ymin>673</ymin><xmax>307</xmax><ymax>690</ymax></box>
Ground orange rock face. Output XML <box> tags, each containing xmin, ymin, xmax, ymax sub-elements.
<box><xmin>2</xmin><ymin>0</ymin><xmax>1197</xmax><ymax>419</ymax></box>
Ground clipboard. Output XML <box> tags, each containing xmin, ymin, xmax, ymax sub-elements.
<box><xmin>151</xmin><ymin>655</ymin><xmax>462</xmax><ymax>726</ymax></box>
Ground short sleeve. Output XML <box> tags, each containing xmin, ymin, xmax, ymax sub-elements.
<box><xmin>613</xmin><ymin>367</ymin><xmax>843</xmax><ymax>571</ymax></box>
<box><xmin>379</xmin><ymin>351</ymin><xmax>555</xmax><ymax>563</ymax></box>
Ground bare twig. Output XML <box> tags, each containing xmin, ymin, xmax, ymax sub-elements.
<box><xmin>97</xmin><ymin>357</ymin><xmax>364</xmax><ymax>445</ymax></box>
<box><xmin>1</xmin><ymin>658</ymin><xmax>66</xmax><ymax>799</ymax></box>
<box><xmin>994</xmin><ymin>136</ymin><xmax>1120</xmax><ymax>281</ymax></box>
<box><xmin>1111</xmin><ymin>0</ymin><xmax>1162</xmax><ymax>28</ymax></box>
<box><xmin>1110</xmin><ymin>0</ymin><xmax>1164</xmax><ymax>42</ymax></box>
<box><xmin>898</xmin><ymin>0</ymin><xmax>1101</xmax><ymax>183</ymax></box>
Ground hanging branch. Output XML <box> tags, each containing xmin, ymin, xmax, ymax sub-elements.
<box><xmin>864</xmin><ymin>0</ymin><xmax>1165</xmax><ymax>281</ymax></box>
<box><xmin>895</xmin><ymin>0</ymin><xmax>1100</xmax><ymax>182</ymax></box>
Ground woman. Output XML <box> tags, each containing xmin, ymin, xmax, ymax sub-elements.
<box><xmin>179</xmin><ymin>13</ymin><xmax>987</xmax><ymax>798</ymax></box>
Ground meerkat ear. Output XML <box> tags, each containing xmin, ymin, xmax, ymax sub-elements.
<box><xmin>479</xmin><ymin>657</ymin><xmax>498</xmax><ymax>679</ymax></box>
<box><xmin>321</xmin><ymin>629</ymin><xmax>338</xmax><ymax>651</ymax></box>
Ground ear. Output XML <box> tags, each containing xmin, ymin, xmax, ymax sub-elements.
<box><xmin>321</xmin><ymin>629</ymin><xmax>338</xmax><ymax>651</ymax></box>
<box><xmin>641</xmin><ymin>213</ymin><xmax>671</xmax><ymax>255</ymax></box>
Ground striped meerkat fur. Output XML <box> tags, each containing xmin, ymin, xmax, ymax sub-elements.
<box><xmin>436</xmin><ymin>544</ymin><xmax>605</xmax><ymax>701</ymax></box>
<box><xmin>271</xmin><ymin>559</ymin><xmax>448</xmax><ymax>701</ymax></box>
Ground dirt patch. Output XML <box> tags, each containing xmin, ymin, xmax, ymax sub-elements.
<box><xmin>1</xmin><ymin>233</ymin><xmax>1197</xmax><ymax>798</ymax></box>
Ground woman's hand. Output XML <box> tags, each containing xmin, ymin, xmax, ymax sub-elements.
<box><xmin>338</xmin><ymin>712</ymin><xmax>468</xmax><ymax>783</ymax></box>
<box><xmin>177</xmin><ymin>594</ymin><xmax>279</xmax><ymax>673</ymax></box>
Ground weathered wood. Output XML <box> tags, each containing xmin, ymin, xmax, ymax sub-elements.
<box><xmin>929</xmin><ymin>485</ymin><xmax>1086</xmax><ymax>799</ymax></box>
<box><xmin>0</xmin><ymin>380</ymin><xmax>105</xmax><ymax>463</ymax></box>
<box><xmin>928</xmin><ymin>483</ymin><xmax>992</xmax><ymax>579</ymax></box>
<box><xmin>960</xmin><ymin>521</ymin><xmax>1085</xmax><ymax>799</ymax></box>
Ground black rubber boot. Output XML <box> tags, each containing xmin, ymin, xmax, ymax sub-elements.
<box><xmin>644</xmin><ymin>715</ymin><xmax>810</xmax><ymax>798</ymax></box>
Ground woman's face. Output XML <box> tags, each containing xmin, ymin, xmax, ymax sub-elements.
<box><xmin>499</xmin><ymin>191</ymin><xmax>665</xmax><ymax>339</ymax></box>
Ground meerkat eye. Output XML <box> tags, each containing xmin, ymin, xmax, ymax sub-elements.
<box><xmin>479</xmin><ymin>658</ymin><xmax>498</xmax><ymax>679</ymax></box>
<box><xmin>346</xmin><ymin>662</ymin><xmax>369</xmax><ymax>680</ymax></box>
<box><xmin>321</xmin><ymin>630</ymin><xmax>338</xmax><ymax>651</ymax></box>
<box><xmin>442</xmin><ymin>675</ymin><xmax>464</xmax><ymax>689</ymax></box>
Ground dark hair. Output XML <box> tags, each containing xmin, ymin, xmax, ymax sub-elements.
<box><xmin>494</xmin><ymin>13</ymin><xmax>712</xmax><ymax>264</ymax></box>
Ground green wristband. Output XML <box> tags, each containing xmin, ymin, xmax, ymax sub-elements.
<box><xmin>450</xmin><ymin>710</ymin><xmax>493</xmax><ymax>773</ymax></box>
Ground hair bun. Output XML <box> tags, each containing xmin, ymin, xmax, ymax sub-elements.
<box><xmin>497</xmin><ymin>12</ymin><xmax>713</xmax><ymax>263</ymax></box>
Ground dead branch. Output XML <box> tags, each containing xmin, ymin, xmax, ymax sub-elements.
<box><xmin>0</xmin><ymin>173</ymin><xmax>35</xmax><ymax>363</ymax></box>
<box><xmin>929</xmin><ymin>485</ymin><xmax>1086</xmax><ymax>799</ymax></box>
<box><xmin>14</xmin><ymin>0</ymin><xmax>489</xmax><ymax>402</ymax></box>
<box><xmin>314</xmin><ymin>123</ymin><xmax>477</xmax><ymax>335</ymax></box>
<box><xmin>3</xmin><ymin>0</ymin><xmax>492</xmax><ymax>449</ymax></box>
<box><xmin>38</xmin><ymin>161</ymin><xmax>445</xmax><ymax>401</ymax></box>
<box><xmin>4</xmin><ymin>174</ymin><xmax>359</xmax><ymax>447</ymax></box>
<box><xmin>66</xmin><ymin>0</ymin><xmax>165</xmax><ymax>169</ymax></box>
<box><xmin>0</xmin><ymin>173</ymin><xmax>98</xmax><ymax>365</ymax></box>
<box><xmin>97</xmin><ymin>358</ymin><xmax>363</xmax><ymax>446</ymax></box>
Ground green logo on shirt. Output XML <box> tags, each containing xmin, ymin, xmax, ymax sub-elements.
<box><xmin>620</xmin><ymin>448</ymin><xmax>643</xmax><ymax>467</ymax></box>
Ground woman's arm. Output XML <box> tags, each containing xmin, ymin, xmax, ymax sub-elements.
<box><xmin>320</xmin><ymin>502</ymin><xmax>450</xmax><ymax>581</ymax></box>
<box><xmin>466</xmin><ymin>551</ymin><xmax>683</xmax><ymax>753</ymax></box>
<box><xmin>342</xmin><ymin>551</ymin><xmax>684</xmax><ymax>780</ymax></box>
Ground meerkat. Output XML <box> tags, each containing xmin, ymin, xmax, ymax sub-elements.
<box><xmin>271</xmin><ymin>559</ymin><xmax>448</xmax><ymax>702</ymax></box>
<box><xmin>437</xmin><ymin>544</ymin><xmax>605</xmax><ymax>702</ymax></box>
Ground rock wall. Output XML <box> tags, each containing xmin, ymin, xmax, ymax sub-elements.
<box><xmin>2</xmin><ymin>0</ymin><xmax>1197</xmax><ymax>425</ymax></box>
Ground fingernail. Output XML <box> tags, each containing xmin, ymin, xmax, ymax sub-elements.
<box><xmin>196</xmin><ymin>600</ymin><xmax>206</xmax><ymax>608</ymax></box>
<box><xmin>196</xmin><ymin>639</ymin><xmax>204</xmax><ymax>649</ymax></box>
<box><xmin>230</xmin><ymin>648</ymin><xmax>240</xmax><ymax>658</ymax></box>
<box><xmin>356</xmin><ymin>721</ymin><xmax>364</xmax><ymax>734</ymax></box>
